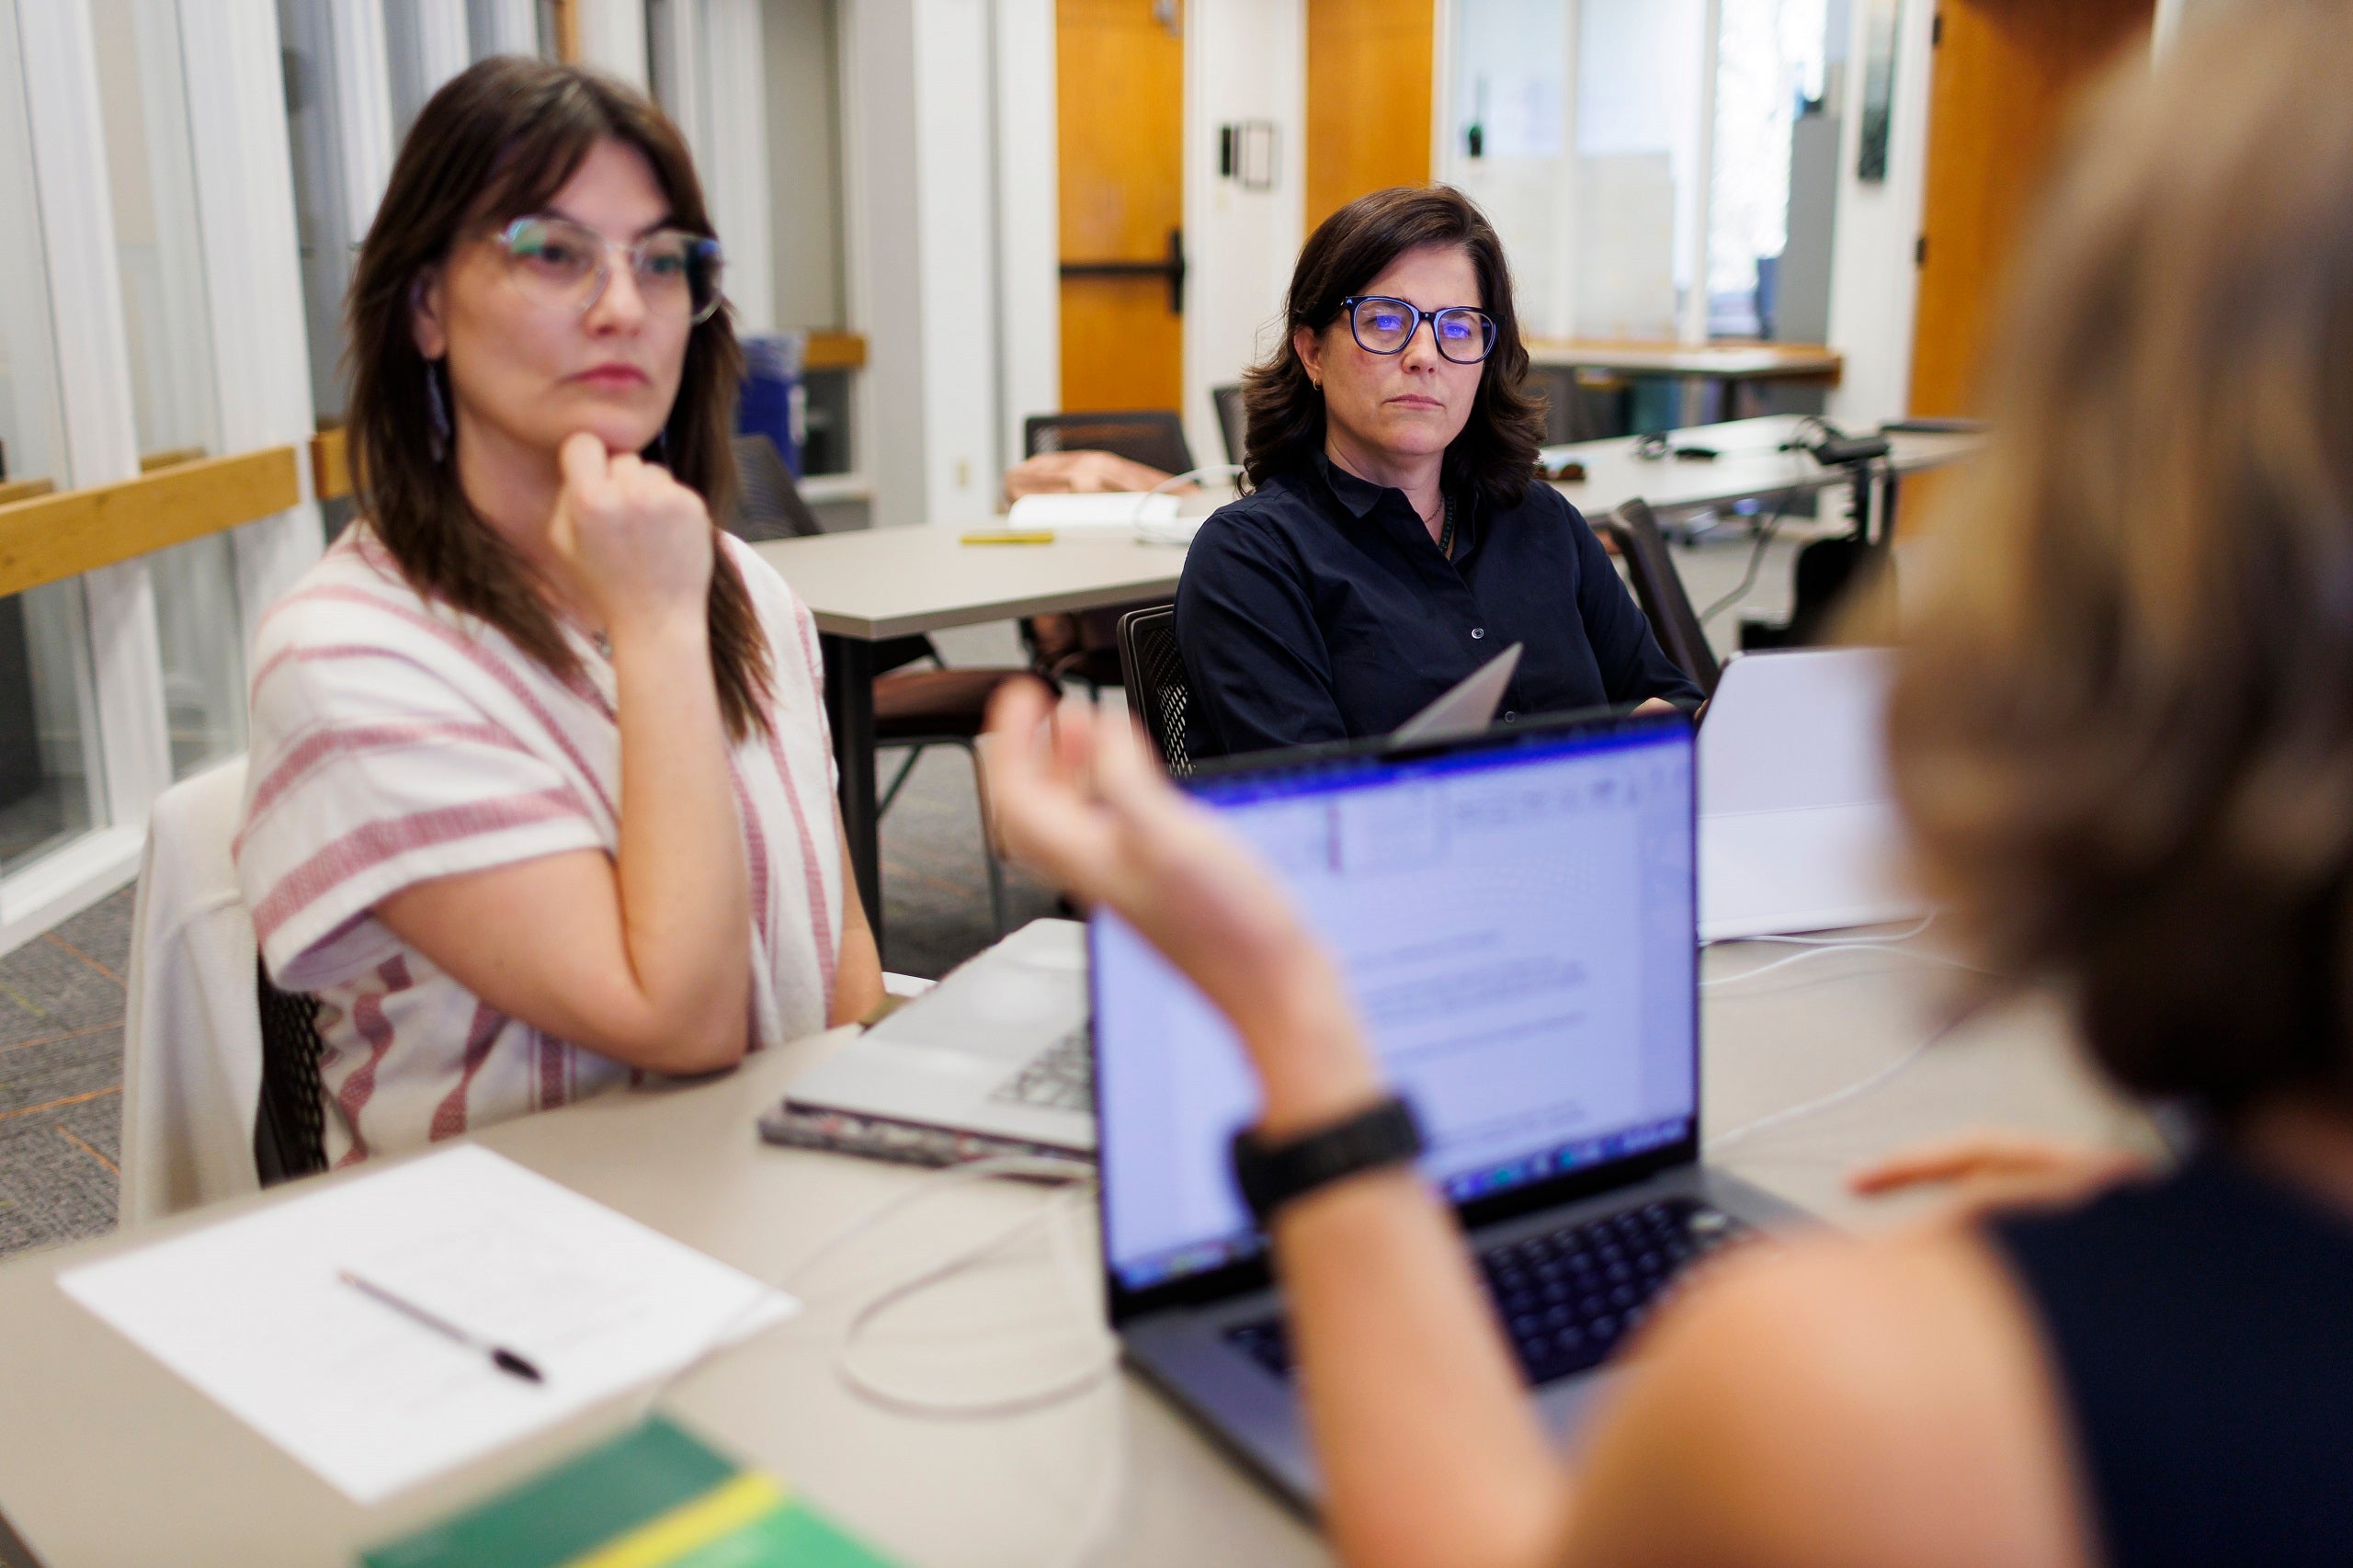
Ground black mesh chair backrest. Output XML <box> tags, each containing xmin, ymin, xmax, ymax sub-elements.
<box><xmin>254</xmin><ymin>960</ymin><xmax>328</xmax><ymax>1185</ymax></box>
<box><xmin>727</xmin><ymin>433</ymin><xmax>824</xmax><ymax>541</ymax></box>
<box><xmin>1024</xmin><ymin>411</ymin><xmax>1194</xmax><ymax>478</ymax></box>
<box><xmin>1596</xmin><ymin>498</ymin><xmax>1722</xmax><ymax>698</ymax></box>
<box><xmin>1117</xmin><ymin>606</ymin><xmax>1195</xmax><ymax>778</ymax></box>
<box><xmin>1210</xmin><ymin>384</ymin><xmax>1245</xmax><ymax>467</ymax></box>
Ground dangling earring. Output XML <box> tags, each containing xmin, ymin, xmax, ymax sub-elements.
<box><xmin>425</xmin><ymin>359</ymin><xmax>452</xmax><ymax>462</ymax></box>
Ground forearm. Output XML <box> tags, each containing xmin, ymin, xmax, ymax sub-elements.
<box><xmin>608</xmin><ymin>614</ymin><xmax>752</xmax><ymax>1069</ymax></box>
<box><xmin>1250</xmin><ymin>971</ymin><xmax>1570</xmax><ymax>1568</ymax></box>
<box><xmin>829</xmin><ymin>830</ymin><xmax>885</xmax><ymax>1026</ymax></box>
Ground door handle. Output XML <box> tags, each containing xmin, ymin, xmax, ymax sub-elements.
<box><xmin>1058</xmin><ymin>227</ymin><xmax>1186</xmax><ymax>315</ymax></box>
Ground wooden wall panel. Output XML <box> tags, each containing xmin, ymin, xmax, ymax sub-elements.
<box><xmin>1057</xmin><ymin>0</ymin><xmax>1185</xmax><ymax>412</ymax></box>
<box><xmin>1304</xmin><ymin>0</ymin><xmax>1435</xmax><ymax>234</ymax></box>
<box><xmin>1908</xmin><ymin>0</ymin><xmax>2154</xmax><ymax>415</ymax></box>
<box><xmin>0</xmin><ymin>448</ymin><xmax>301</xmax><ymax>599</ymax></box>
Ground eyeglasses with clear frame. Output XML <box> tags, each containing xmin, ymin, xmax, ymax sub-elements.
<box><xmin>490</xmin><ymin>215</ymin><xmax>727</xmax><ymax>324</ymax></box>
<box><xmin>1339</xmin><ymin>295</ymin><xmax>1498</xmax><ymax>363</ymax></box>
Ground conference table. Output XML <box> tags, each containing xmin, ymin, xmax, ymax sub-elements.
<box><xmin>758</xmin><ymin>415</ymin><xmax>1983</xmax><ymax>935</ymax></box>
<box><xmin>0</xmin><ymin>929</ymin><xmax>2150</xmax><ymax>1567</ymax></box>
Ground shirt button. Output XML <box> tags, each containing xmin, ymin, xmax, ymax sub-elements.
<box><xmin>1471</xmin><ymin>627</ymin><xmax>1486</xmax><ymax>641</ymax></box>
<box><xmin>1503</xmin><ymin>711</ymin><xmax>1518</xmax><ymax>723</ymax></box>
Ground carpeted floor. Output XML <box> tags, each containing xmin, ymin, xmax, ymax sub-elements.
<box><xmin>0</xmin><ymin>886</ymin><xmax>132</xmax><ymax>1260</ymax></box>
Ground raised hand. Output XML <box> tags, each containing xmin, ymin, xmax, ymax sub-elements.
<box><xmin>981</xmin><ymin>683</ymin><xmax>1384</xmax><ymax>1132</ymax></box>
<box><xmin>546</xmin><ymin>430</ymin><xmax>714</xmax><ymax>640</ymax></box>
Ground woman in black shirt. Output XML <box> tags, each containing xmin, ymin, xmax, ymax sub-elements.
<box><xmin>1176</xmin><ymin>187</ymin><xmax>1699</xmax><ymax>759</ymax></box>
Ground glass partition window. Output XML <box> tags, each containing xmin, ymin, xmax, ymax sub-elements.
<box><xmin>1710</xmin><ymin>0</ymin><xmax>1831</xmax><ymax>337</ymax></box>
<box><xmin>93</xmin><ymin>0</ymin><xmax>246</xmax><ymax>778</ymax></box>
<box><xmin>0</xmin><ymin>0</ymin><xmax>105</xmax><ymax>872</ymax></box>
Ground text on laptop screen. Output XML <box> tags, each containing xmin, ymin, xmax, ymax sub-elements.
<box><xmin>1092</xmin><ymin>722</ymin><xmax>1698</xmax><ymax>1293</ymax></box>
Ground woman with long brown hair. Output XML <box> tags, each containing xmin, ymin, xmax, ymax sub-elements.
<box><xmin>234</xmin><ymin>59</ymin><xmax>880</xmax><ymax>1165</ymax></box>
<box><xmin>1175</xmin><ymin>186</ymin><xmax>1697</xmax><ymax>758</ymax></box>
<box><xmin>984</xmin><ymin>7</ymin><xmax>2353</xmax><ymax>1562</ymax></box>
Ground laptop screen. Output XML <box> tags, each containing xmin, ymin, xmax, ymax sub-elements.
<box><xmin>1091</xmin><ymin>715</ymin><xmax>1698</xmax><ymax>1302</ymax></box>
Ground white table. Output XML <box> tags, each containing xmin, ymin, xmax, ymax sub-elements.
<box><xmin>761</xmin><ymin>415</ymin><xmax>1982</xmax><ymax>928</ymax></box>
<box><xmin>0</xmin><ymin>933</ymin><xmax>2143</xmax><ymax>1567</ymax></box>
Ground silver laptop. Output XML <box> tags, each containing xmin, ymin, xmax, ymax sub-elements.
<box><xmin>1093</xmin><ymin>708</ymin><xmax>1803</xmax><ymax>1507</ymax></box>
<box><xmin>1698</xmin><ymin>648</ymin><xmax>1922</xmax><ymax>940</ymax></box>
<box><xmin>785</xmin><ymin>917</ymin><xmax>1094</xmax><ymax>1152</ymax></box>
<box><xmin>779</xmin><ymin>648</ymin><xmax>1528</xmax><ymax>1152</ymax></box>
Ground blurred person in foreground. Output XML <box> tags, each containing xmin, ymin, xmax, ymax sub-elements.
<box><xmin>982</xmin><ymin>9</ymin><xmax>2353</xmax><ymax>1563</ymax></box>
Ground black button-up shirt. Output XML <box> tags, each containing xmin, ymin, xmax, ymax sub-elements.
<box><xmin>1175</xmin><ymin>454</ymin><xmax>1701</xmax><ymax>758</ymax></box>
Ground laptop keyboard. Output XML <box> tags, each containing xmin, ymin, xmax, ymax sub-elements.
<box><xmin>990</xmin><ymin>1026</ymin><xmax>1093</xmax><ymax>1112</ymax></box>
<box><xmin>1222</xmin><ymin>1197</ymin><xmax>1749</xmax><ymax>1386</ymax></box>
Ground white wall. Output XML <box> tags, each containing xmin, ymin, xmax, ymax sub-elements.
<box><xmin>993</xmin><ymin>0</ymin><xmax>1056</xmax><ymax>469</ymax></box>
<box><xmin>702</xmin><ymin>0</ymin><xmax>775</xmax><ymax>331</ymax></box>
<box><xmin>575</xmin><ymin>0</ymin><xmax>650</xmax><ymax>87</ymax></box>
<box><xmin>1821</xmin><ymin>0</ymin><xmax>1934</xmax><ymax>424</ymax></box>
<box><xmin>908</xmin><ymin>0</ymin><xmax>997</xmax><ymax>526</ymax></box>
<box><xmin>764</xmin><ymin>0</ymin><xmax>845</xmax><ymax>328</ymax></box>
<box><xmin>841</xmin><ymin>0</ymin><xmax>1001</xmax><ymax>528</ymax></box>
<box><xmin>1181</xmin><ymin>0</ymin><xmax>1303</xmax><ymax>472</ymax></box>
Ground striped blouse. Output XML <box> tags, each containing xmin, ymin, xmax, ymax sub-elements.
<box><xmin>233</xmin><ymin>525</ymin><xmax>842</xmax><ymax>1165</ymax></box>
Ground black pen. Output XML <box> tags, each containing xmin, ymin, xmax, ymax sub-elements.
<box><xmin>337</xmin><ymin>1269</ymin><xmax>545</xmax><ymax>1384</ymax></box>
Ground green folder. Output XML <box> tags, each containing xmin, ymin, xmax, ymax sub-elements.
<box><xmin>362</xmin><ymin>1417</ymin><xmax>899</xmax><ymax>1568</ymax></box>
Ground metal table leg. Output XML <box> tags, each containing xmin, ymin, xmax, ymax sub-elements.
<box><xmin>821</xmin><ymin>633</ymin><xmax>881</xmax><ymax>946</ymax></box>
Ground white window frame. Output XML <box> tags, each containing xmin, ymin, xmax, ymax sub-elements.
<box><xmin>0</xmin><ymin>0</ymin><xmax>324</xmax><ymax>956</ymax></box>
<box><xmin>3</xmin><ymin>0</ymin><xmax>169</xmax><ymax>951</ymax></box>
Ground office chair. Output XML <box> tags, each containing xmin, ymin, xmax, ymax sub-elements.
<box><xmin>1211</xmin><ymin>383</ymin><xmax>1245</xmax><ymax>468</ymax></box>
<box><xmin>1592</xmin><ymin>498</ymin><xmax>1722</xmax><ymax>698</ymax></box>
<box><xmin>1022</xmin><ymin>410</ymin><xmax>1194</xmax><ymax>477</ymax></box>
<box><xmin>725</xmin><ymin>433</ymin><xmax>825</xmax><ymax>542</ymax></box>
<box><xmin>120</xmin><ymin>757</ymin><xmax>331</xmax><ymax>1219</ymax></box>
<box><xmin>1019</xmin><ymin>412</ymin><xmax>1194</xmax><ymax>694</ymax></box>
<box><xmin>728</xmin><ymin>434</ymin><xmax>933</xmax><ymax>677</ymax></box>
<box><xmin>1116</xmin><ymin>606</ymin><xmax>1196</xmax><ymax>778</ymax></box>
<box><xmin>255</xmin><ymin>966</ymin><xmax>328</xmax><ymax>1183</ymax></box>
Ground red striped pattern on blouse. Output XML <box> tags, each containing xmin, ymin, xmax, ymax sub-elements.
<box><xmin>250</xmin><ymin>788</ymin><xmax>590</xmax><ymax>947</ymax></box>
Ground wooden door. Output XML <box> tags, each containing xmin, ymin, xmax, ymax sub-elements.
<box><xmin>1057</xmin><ymin>0</ymin><xmax>1185</xmax><ymax>415</ymax></box>
<box><xmin>1907</xmin><ymin>0</ymin><xmax>2154</xmax><ymax>415</ymax></box>
<box><xmin>1304</xmin><ymin>0</ymin><xmax>1434</xmax><ymax>233</ymax></box>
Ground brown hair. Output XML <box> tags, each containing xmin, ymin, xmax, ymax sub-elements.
<box><xmin>1889</xmin><ymin>6</ymin><xmax>2353</xmax><ymax>1117</ymax></box>
<box><xmin>1240</xmin><ymin>186</ymin><xmax>1546</xmax><ymax>507</ymax></box>
<box><xmin>345</xmin><ymin>57</ymin><xmax>771</xmax><ymax>740</ymax></box>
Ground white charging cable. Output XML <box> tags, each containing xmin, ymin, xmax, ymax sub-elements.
<box><xmin>1133</xmin><ymin>464</ymin><xmax>1245</xmax><ymax>544</ymax></box>
<box><xmin>780</xmin><ymin>1155</ymin><xmax>1119</xmax><ymax>1420</ymax></box>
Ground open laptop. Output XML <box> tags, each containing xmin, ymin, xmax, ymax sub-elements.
<box><xmin>1095</xmin><ymin>709</ymin><xmax>1803</xmax><ymax>1507</ymax></box>
<box><xmin>782</xmin><ymin>916</ymin><xmax>1095</xmax><ymax>1153</ymax></box>
<box><xmin>779</xmin><ymin>647</ymin><xmax>1529</xmax><ymax>1153</ymax></box>
<box><xmin>1697</xmin><ymin>648</ymin><xmax>1922</xmax><ymax>940</ymax></box>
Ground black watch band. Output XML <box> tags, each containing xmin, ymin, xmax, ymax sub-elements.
<box><xmin>1230</xmin><ymin>1096</ymin><xmax>1425</xmax><ymax>1226</ymax></box>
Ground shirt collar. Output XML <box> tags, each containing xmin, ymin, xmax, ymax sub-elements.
<box><xmin>1313</xmin><ymin>449</ymin><xmax>1392</xmax><ymax>520</ymax></box>
<box><xmin>1313</xmin><ymin>449</ymin><xmax>1475</xmax><ymax>553</ymax></box>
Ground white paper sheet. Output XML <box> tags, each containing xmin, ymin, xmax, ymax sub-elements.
<box><xmin>1003</xmin><ymin>491</ymin><xmax>1181</xmax><ymax>529</ymax></box>
<box><xmin>59</xmin><ymin>1145</ymin><xmax>797</xmax><ymax>1503</ymax></box>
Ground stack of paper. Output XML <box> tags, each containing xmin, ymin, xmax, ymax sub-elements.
<box><xmin>60</xmin><ymin>1146</ymin><xmax>798</xmax><ymax>1503</ymax></box>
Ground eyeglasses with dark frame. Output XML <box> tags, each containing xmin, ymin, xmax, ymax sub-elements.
<box><xmin>1338</xmin><ymin>295</ymin><xmax>1498</xmax><ymax>363</ymax></box>
<box><xmin>491</xmin><ymin>215</ymin><xmax>727</xmax><ymax>324</ymax></box>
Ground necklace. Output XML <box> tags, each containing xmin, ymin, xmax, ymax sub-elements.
<box><xmin>1437</xmin><ymin>494</ymin><xmax>1457</xmax><ymax>559</ymax></box>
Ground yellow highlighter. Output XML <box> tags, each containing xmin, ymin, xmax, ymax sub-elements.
<box><xmin>961</xmin><ymin>529</ymin><xmax>1056</xmax><ymax>545</ymax></box>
